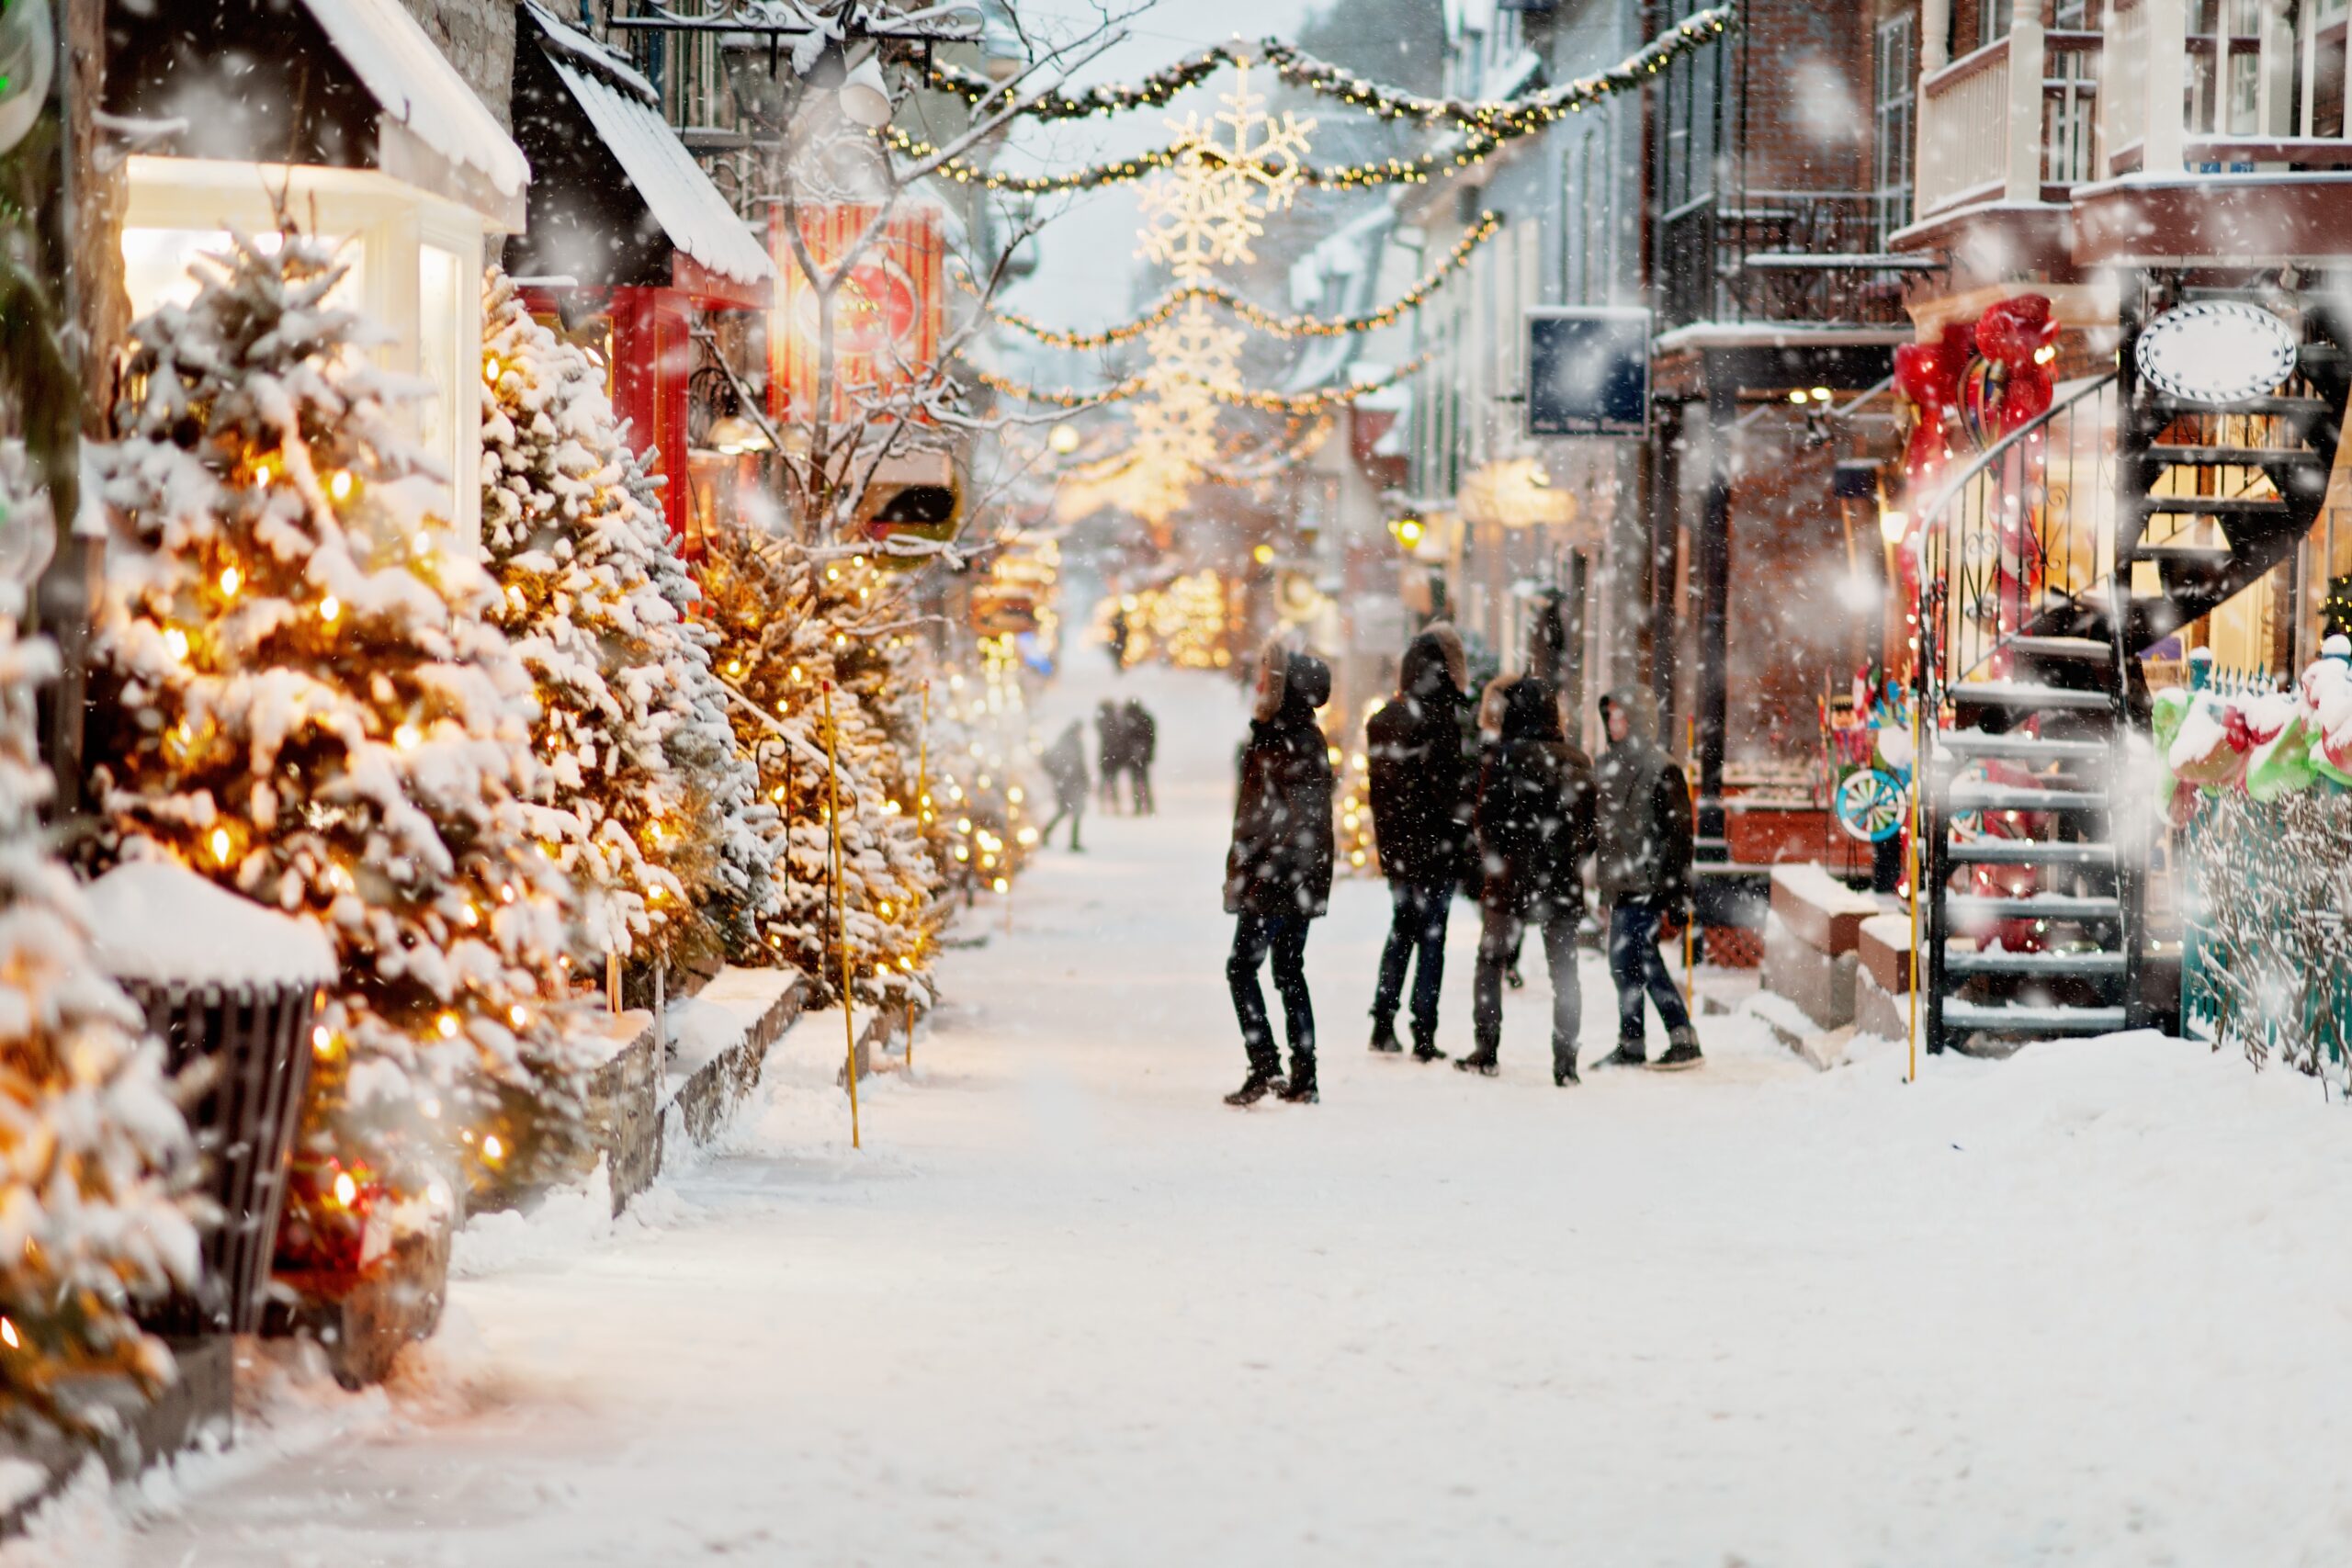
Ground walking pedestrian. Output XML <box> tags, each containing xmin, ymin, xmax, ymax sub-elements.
<box><xmin>1363</xmin><ymin>621</ymin><xmax>1470</xmax><ymax>1062</ymax></box>
<box><xmin>1592</xmin><ymin>690</ymin><xmax>1701</xmax><ymax>1069</ymax></box>
<box><xmin>1096</xmin><ymin>700</ymin><xmax>1129</xmax><ymax>812</ymax></box>
<box><xmin>1222</xmin><ymin>641</ymin><xmax>1335</xmax><ymax>1107</ymax></box>
<box><xmin>1472</xmin><ymin>675</ymin><xmax>1526</xmax><ymax>990</ymax></box>
<box><xmin>1107</xmin><ymin>605</ymin><xmax>1131</xmax><ymax>671</ymax></box>
<box><xmin>1457</xmin><ymin>678</ymin><xmax>1597</xmax><ymax>1085</ymax></box>
<box><xmin>1124</xmin><ymin>697</ymin><xmax>1157</xmax><ymax>815</ymax></box>
<box><xmin>1038</xmin><ymin>720</ymin><xmax>1090</xmax><ymax>851</ymax></box>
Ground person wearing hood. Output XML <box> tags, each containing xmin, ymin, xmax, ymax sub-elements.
<box><xmin>1222</xmin><ymin>640</ymin><xmax>1336</xmax><ymax>1106</ymax></box>
<box><xmin>1592</xmin><ymin>690</ymin><xmax>1701</xmax><ymax>1069</ymax></box>
<box><xmin>1038</xmin><ymin>720</ymin><xmax>1090</xmax><ymax>851</ymax></box>
<box><xmin>1459</xmin><ymin>676</ymin><xmax>1597</xmax><ymax>1084</ymax></box>
<box><xmin>1363</xmin><ymin>621</ymin><xmax>1472</xmax><ymax>1061</ymax></box>
<box><xmin>1124</xmin><ymin>697</ymin><xmax>1158</xmax><ymax>814</ymax></box>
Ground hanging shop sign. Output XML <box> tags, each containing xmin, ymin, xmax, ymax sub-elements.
<box><xmin>770</xmin><ymin>202</ymin><xmax>944</xmax><ymax>427</ymax></box>
<box><xmin>2135</xmin><ymin>300</ymin><xmax>2299</xmax><ymax>408</ymax></box>
<box><xmin>1526</xmin><ymin>307</ymin><xmax>1651</xmax><ymax>438</ymax></box>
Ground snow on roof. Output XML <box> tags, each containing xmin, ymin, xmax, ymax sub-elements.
<box><xmin>304</xmin><ymin>0</ymin><xmax>529</xmax><ymax>198</ymax></box>
<box><xmin>530</xmin><ymin>10</ymin><xmax>776</xmax><ymax>288</ymax></box>
<box><xmin>85</xmin><ymin>861</ymin><xmax>338</xmax><ymax>993</ymax></box>
<box><xmin>523</xmin><ymin>0</ymin><xmax>660</xmax><ymax>103</ymax></box>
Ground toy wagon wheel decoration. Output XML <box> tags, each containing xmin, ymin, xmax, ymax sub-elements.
<box><xmin>1835</xmin><ymin>766</ymin><xmax>1906</xmax><ymax>843</ymax></box>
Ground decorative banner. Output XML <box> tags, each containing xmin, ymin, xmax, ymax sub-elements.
<box><xmin>769</xmin><ymin>203</ymin><xmax>943</xmax><ymax>426</ymax></box>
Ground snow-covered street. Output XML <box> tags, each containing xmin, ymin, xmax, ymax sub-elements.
<box><xmin>42</xmin><ymin>663</ymin><xmax>2352</xmax><ymax>1567</ymax></box>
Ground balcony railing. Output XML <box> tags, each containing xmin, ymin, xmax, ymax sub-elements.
<box><xmin>1914</xmin><ymin>27</ymin><xmax>2103</xmax><ymax>222</ymax></box>
<box><xmin>1658</xmin><ymin>190</ymin><xmax>1924</xmax><ymax>330</ymax></box>
<box><xmin>1917</xmin><ymin>0</ymin><xmax>2352</xmax><ymax>228</ymax></box>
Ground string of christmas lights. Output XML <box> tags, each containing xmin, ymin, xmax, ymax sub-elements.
<box><xmin>924</xmin><ymin>6</ymin><xmax>1733</xmax><ymax>140</ymax></box>
<box><xmin>977</xmin><ymin>352</ymin><xmax>1432</xmax><ymax>414</ymax></box>
<box><xmin>898</xmin><ymin>7</ymin><xmax>1733</xmax><ymax>193</ymax></box>
<box><xmin>985</xmin><ymin>211</ymin><xmax>1499</xmax><ymax>349</ymax></box>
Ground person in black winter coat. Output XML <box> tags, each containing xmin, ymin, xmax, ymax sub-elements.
<box><xmin>1363</xmin><ymin>621</ymin><xmax>1470</xmax><ymax>1061</ymax></box>
<box><xmin>1223</xmin><ymin>641</ymin><xmax>1336</xmax><ymax>1106</ymax></box>
<box><xmin>1096</xmin><ymin>700</ymin><xmax>1129</xmax><ymax>812</ymax></box>
<box><xmin>1592</xmin><ymin>690</ymin><xmax>1700</xmax><ymax>1069</ymax></box>
<box><xmin>1123</xmin><ymin>698</ymin><xmax>1157</xmax><ymax>814</ymax></box>
<box><xmin>1459</xmin><ymin>677</ymin><xmax>1598</xmax><ymax>1084</ymax></box>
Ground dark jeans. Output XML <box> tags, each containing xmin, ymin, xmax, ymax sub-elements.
<box><xmin>1040</xmin><ymin>796</ymin><xmax>1083</xmax><ymax>848</ymax></box>
<box><xmin>1372</xmin><ymin>877</ymin><xmax>1452</xmax><ymax>1038</ymax></box>
<box><xmin>1608</xmin><ymin>899</ymin><xmax>1691</xmax><ymax>1043</ymax></box>
<box><xmin>1474</xmin><ymin>899</ymin><xmax>1581</xmax><ymax>1072</ymax></box>
<box><xmin>1229</xmin><ymin>911</ymin><xmax>1314</xmax><ymax>1077</ymax></box>
<box><xmin>1131</xmin><ymin>766</ymin><xmax>1154</xmax><ymax>815</ymax></box>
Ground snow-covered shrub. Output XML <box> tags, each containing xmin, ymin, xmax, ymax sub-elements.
<box><xmin>480</xmin><ymin>270</ymin><xmax>776</xmax><ymax>987</ymax></box>
<box><xmin>86</xmin><ymin>230</ymin><xmax>589</xmax><ymax>1247</ymax></box>
<box><xmin>0</xmin><ymin>471</ymin><xmax>198</xmax><ymax>1438</ymax></box>
<box><xmin>2182</xmin><ymin>786</ymin><xmax>2352</xmax><ymax>1078</ymax></box>
<box><xmin>697</xmin><ymin>532</ymin><xmax>941</xmax><ymax>1008</ymax></box>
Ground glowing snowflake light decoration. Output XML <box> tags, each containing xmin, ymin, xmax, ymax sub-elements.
<box><xmin>1137</xmin><ymin>60</ymin><xmax>1316</xmax><ymax>281</ymax></box>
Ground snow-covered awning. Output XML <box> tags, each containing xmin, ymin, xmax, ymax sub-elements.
<box><xmin>306</xmin><ymin>0</ymin><xmax>530</xmax><ymax>228</ymax></box>
<box><xmin>518</xmin><ymin>3</ymin><xmax>776</xmax><ymax>298</ymax></box>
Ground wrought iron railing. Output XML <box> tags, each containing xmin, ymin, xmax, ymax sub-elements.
<box><xmin>1657</xmin><ymin>190</ymin><xmax>1921</xmax><ymax>328</ymax></box>
<box><xmin>1915</xmin><ymin>373</ymin><xmax>2122</xmax><ymax>700</ymax></box>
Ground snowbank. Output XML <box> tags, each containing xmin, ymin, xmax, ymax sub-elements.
<box><xmin>85</xmin><ymin>861</ymin><xmax>336</xmax><ymax>991</ymax></box>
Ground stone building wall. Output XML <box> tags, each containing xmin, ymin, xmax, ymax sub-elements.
<box><xmin>397</xmin><ymin>0</ymin><xmax>519</xmax><ymax>128</ymax></box>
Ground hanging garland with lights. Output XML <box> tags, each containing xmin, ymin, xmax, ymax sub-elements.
<box><xmin>924</xmin><ymin>6</ymin><xmax>1733</xmax><ymax>138</ymax></box>
<box><xmin>986</xmin><ymin>210</ymin><xmax>1499</xmax><ymax>349</ymax></box>
<box><xmin>974</xmin><ymin>350</ymin><xmax>1431</xmax><ymax>415</ymax></box>
<box><xmin>898</xmin><ymin>7</ymin><xmax>1733</xmax><ymax>193</ymax></box>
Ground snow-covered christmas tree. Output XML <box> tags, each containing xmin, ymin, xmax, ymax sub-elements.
<box><xmin>87</xmin><ymin>230</ymin><xmax>589</xmax><ymax>1246</ymax></box>
<box><xmin>697</xmin><ymin>531</ymin><xmax>941</xmax><ymax>1009</ymax></box>
<box><xmin>0</xmin><ymin>457</ymin><xmax>198</xmax><ymax>1438</ymax></box>
<box><xmin>480</xmin><ymin>270</ymin><xmax>776</xmax><ymax>987</ymax></box>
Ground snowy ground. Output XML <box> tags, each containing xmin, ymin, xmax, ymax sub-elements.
<box><xmin>28</xmin><ymin>660</ymin><xmax>2352</xmax><ymax>1566</ymax></box>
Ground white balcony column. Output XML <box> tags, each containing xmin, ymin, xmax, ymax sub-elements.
<box><xmin>2006</xmin><ymin>7</ymin><xmax>2048</xmax><ymax>200</ymax></box>
<box><xmin>1921</xmin><ymin>0</ymin><xmax>1951</xmax><ymax>71</ymax></box>
<box><xmin>2142</xmin><ymin>0</ymin><xmax>2188</xmax><ymax>175</ymax></box>
<box><xmin>1914</xmin><ymin>0</ymin><xmax>1952</xmax><ymax>226</ymax></box>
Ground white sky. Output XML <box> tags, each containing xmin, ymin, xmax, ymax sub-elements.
<box><xmin>998</xmin><ymin>0</ymin><xmax>1321</xmax><ymax>327</ymax></box>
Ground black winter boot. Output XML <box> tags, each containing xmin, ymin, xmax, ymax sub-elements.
<box><xmin>1409</xmin><ymin>1027</ymin><xmax>1445</xmax><ymax>1063</ymax></box>
<box><xmin>1597</xmin><ymin>1039</ymin><xmax>1647</xmax><ymax>1069</ymax></box>
<box><xmin>1276</xmin><ymin>1060</ymin><xmax>1319</xmax><ymax>1103</ymax></box>
<box><xmin>1454</xmin><ymin>1049</ymin><xmax>1499</xmax><ymax>1077</ymax></box>
<box><xmin>1553</xmin><ymin>1046</ymin><xmax>1580</xmax><ymax>1087</ymax></box>
<box><xmin>1652</xmin><ymin>1026</ymin><xmax>1703</xmax><ymax>1071</ymax></box>
<box><xmin>1369</xmin><ymin>1016</ymin><xmax>1403</xmax><ymax>1054</ymax></box>
<box><xmin>1225</xmin><ymin>1069</ymin><xmax>1280</xmax><ymax>1107</ymax></box>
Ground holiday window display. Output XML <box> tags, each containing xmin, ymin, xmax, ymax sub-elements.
<box><xmin>87</xmin><ymin>231</ymin><xmax>591</xmax><ymax>1264</ymax></box>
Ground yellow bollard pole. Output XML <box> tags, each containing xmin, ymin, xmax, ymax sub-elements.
<box><xmin>1907</xmin><ymin>686</ymin><xmax>1924</xmax><ymax>1086</ymax></box>
<box><xmin>823</xmin><ymin>682</ymin><xmax>860</xmax><ymax>1149</ymax></box>
<box><xmin>1683</xmin><ymin>712</ymin><xmax>1698</xmax><ymax>1006</ymax></box>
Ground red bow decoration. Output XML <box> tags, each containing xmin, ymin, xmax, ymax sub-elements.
<box><xmin>1960</xmin><ymin>295</ymin><xmax>2060</xmax><ymax>449</ymax></box>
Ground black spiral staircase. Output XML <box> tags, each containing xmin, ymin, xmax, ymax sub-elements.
<box><xmin>1917</xmin><ymin>282</ymin><xmax>2351</xmax><ymax>1053</ymax></box>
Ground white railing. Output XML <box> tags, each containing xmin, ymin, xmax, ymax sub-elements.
<box><xmin>2101</xmin><ymin>0</ymin><xmax>2352</xmax><ymax>176</ymax></box>
<box><xmin>1914</xmin><ymin>17</ymin><xmax>2104</xmax><ymax>222</ymax></box>
<box><xmin>1916</xmin><ymin>36</ymin><xmax>2018</xmax><ymax>216</ymax></box>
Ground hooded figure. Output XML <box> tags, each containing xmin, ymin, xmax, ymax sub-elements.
<box><xmin>1037</xmin><ymin>720</ymin><xmax>1090</xmax><ymax>851</ymax></box>
<box><xmin>1123</xmin><ymin>697</ymin><xmax>1158</xmax><ymax>814</ymax></box>
<box><xmin>1592</xmin><ymin>690</ymin><xmax>1700</xmax><ymax>1069</ymax></box>
<box><xmin>1363</xmin><ymin>621</ymin><xmax>1472</xmax><ymax>1059</ymax></box>
<box><xmin>1459</xmin><ymin>676</ymin><xmax>1597</xmax><ymax>1083</ymax></box>
<box><xmin>1223</xmin><ymin>641</ymin><xmax>1335</xmax><ymax>1106</ymax></box>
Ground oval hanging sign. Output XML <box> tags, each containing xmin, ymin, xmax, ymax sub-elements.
<box><xmin>2134</xmin><ymin>300</ymin><xmax>2300</xmax><ymax>407</ymax></box>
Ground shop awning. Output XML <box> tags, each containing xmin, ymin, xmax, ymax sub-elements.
<box><xmin>515</xmin><ymin>3</ymin><xmax>775</xmax><ymax>305</ymax></box>
<box><xmin>309</xmin><ymin>0</ymin><xmax>529</xmax><ymax>226</ymax></box>
<box><xmin>107</xmin><ymin>0</ymin><xmax>530</xmax><ymax>231</ymax></box>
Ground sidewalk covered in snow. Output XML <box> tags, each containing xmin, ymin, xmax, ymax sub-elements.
<box><xmin>35</xmin><ymin>665</ymin><xmax>2352</xmax><ymax>1567</ymax></box>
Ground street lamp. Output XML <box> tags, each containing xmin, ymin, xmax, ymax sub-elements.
<box><xmin>1047</xmin><ymin>423</ymin><xmax>1080</xmax><ymax>457</ymax></box>
<box><xmin>839</xmin><ymin>53</ymin><xmax>892</xmax><ymax>130</ymax></box>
